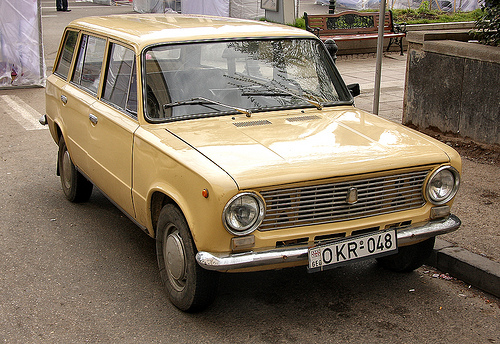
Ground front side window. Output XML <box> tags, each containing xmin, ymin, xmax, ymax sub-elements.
<box><xmin>102</xmin><ymin>43</ymin><xmax>137</xmax><ymax>115</ymax></box>
<box><xmin>144</xmin><ymin>38</ymin><xmax>350</xmax><ymax>121</ymax></box>
<box><xmin>72</xmin><ymin>34</ymin><xmax>106</xmax><ymax>95</ymax></box>
<box><xmin>54</xmin><ymin>30</ymin><xmax>78</xmax><ymax>79</ymax></box>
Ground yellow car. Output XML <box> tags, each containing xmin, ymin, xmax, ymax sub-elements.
<box><xmin>43</xmin><ymin>14</ymin><xmax>461</xmax><ymax>312</ymax></box>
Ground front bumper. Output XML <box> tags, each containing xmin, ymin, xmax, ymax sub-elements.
<box><xmin>196</xmin><ymin>214</ymin><xmax>461</xmax><ymax>272</ymax></box>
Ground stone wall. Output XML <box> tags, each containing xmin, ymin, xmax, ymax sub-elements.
<box><xmin>403</xmin><ymin>31</ymin><xmax>500</xmax><ymax>146</ymax></box>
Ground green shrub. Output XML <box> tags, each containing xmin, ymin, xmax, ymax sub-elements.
<box><xmin>392</xmin><ymin>7</ymin><xmax>482</xmax><ymax>25</ymax></box>
<box><xmin>293</xmin><ymin>17</ymin><xmax>306</xmax><ymax>29</ymax></box>
<box><xmin>417</xmin><ymin>1</ymin><xmax>431</xmax><ymax>14</ymax></box>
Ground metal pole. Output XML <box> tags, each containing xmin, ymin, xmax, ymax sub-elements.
<box><xmin>372</xmin><ymin>0</ymin><xmax>387</xmax><ymax>115</ymax></box>
<box><xmin>37</xmin><ymin>0</ymin><xmax>46</xmax><ymax>85</ymax></box>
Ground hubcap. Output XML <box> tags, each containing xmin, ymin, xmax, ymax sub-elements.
<box><xmin>164</xmin><ymin>228</ymin><xmax>187</xmax><ymax>292</ymax></box>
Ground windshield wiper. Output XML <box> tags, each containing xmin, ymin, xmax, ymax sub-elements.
<box><xmin>163</xmin><ymin>97</ymin><xmax>252</xmax><ymax>117</ymax></box>
<box><xmin>242</xmin><ymin>91</ymin><xmax>290</xmax><ymax>97</ymax></box>
<box><xmin>243</xmin><ymin>89</ymin><xmax>324</xmax><ymax>110</ymax></box>
<box><xmin>230</xmin><ymin>74</ymin><xmax>324</xmax><ymax>110</ymax></box>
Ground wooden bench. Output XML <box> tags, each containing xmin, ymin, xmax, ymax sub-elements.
<box><xmin>304</xmin><ymin>11</ymin><xmax>407</xmax><ymax>55</ymax></box>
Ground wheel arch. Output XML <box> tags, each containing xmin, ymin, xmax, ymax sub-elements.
<box><xmin>150</xmin><ymin>191</ymin><xmax>184</xmax><ymax>240</ymax></box>
<box><xmin>148</xmin><ymin>187</ymin><xmax>223</xmax><ymax>254</ymax></box>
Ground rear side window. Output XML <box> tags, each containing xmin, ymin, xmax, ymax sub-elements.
<box><xmin>54</xmin><ymin>30</ymin><xmax>78</xmax><ymax>79</ymax></box>
<box><xmin>71</xmin><ymin>34</ymin><xmax>106</xmax><ymax>95</ymax></box>
<box><xmin>102</xmin><ymin>43</ymin><xmax>137</xmax><ymax>116</ymax></box>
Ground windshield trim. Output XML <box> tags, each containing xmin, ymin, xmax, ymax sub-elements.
<box><xmin>146</xmin><ymin>100</ymin><xmax>354</xmax><ymax>124</ymax></box>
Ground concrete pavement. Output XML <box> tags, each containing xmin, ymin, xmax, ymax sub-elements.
<box><xmin>37</xmin><ymin>0</ymin><xmax>500</xmax><ymax>298</ymax></box>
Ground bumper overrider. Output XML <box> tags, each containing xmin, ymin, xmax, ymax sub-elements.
<box><xmin>196</xmin><ymin>214</ymin><xmax>461</xmax><ymax>271</ymax></box>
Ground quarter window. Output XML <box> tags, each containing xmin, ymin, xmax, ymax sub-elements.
<box><xmin>72</xmin><ymin>34</ymin><xmax>106</xmax><ymax>95</ymax></box>
<box><xmin>102</xmin><ymin>43</ymin><xmax>137</xmax><ymax>115</ymax></box>
<box><xmin>54</xmin><ymin>30</ymin><xmax>78</xmax><ymax>79</ymax></box>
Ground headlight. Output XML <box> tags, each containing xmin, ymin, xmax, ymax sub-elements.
<box><xmin>223</xmin><ymin>192</ymin><xmax>265</xmax><ymax>236</ymax></box>
<box><xmin>426</xmin><ymin>166</ymin><xmax>460</xmax><ymax>205</ymax></box>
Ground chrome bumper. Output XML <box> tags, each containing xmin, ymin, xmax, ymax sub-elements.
<box><xmin>196</xmin><ymin>214</ymin><xmax>461</xmax><ymax>272</ymax></box>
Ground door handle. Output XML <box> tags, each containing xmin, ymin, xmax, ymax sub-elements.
<box><xmin>60</xmin><ymin>95</ymin><xmax>68</xmax><ymax>104</ymax></box>
<box><xmin>89</xmin><ymin>114</ymin><xmax>98</xmax><ymax>125</ymax></box>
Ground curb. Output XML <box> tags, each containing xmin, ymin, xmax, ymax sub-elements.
<box><xmin>426</xmin><ymin>239</ymin><xmax>500</xmax><ymax>298</ymax></box>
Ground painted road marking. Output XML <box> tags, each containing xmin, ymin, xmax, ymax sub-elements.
<box><xmin>0</xmin><ymin>95</ymin><xmax>47</xmax><ymax>131</ymax></box>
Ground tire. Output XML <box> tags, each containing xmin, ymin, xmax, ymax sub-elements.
<box><xmin>156</xmin><ymin>204</ymin><xmax>219</xmax><ymax>312</ymax></box>
<box><xmin>146</xmin><ymin>87</ymin><xmax>160</xmax><ymax>118</ymax></box>
<box><xmin>377</xmin><ymin>237</ymin><xmax>435</xmax><ymax>272</ymax></box>
<box><xmin>58</xmin><ymin>136</ymin><xmax>93</xmax><ymax>203</ymax></box>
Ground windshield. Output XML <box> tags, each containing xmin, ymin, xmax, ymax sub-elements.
<box><xmin>143</xmin><ymin>38</ymin><xmax>350</xmax><ymax>121</ymax></box>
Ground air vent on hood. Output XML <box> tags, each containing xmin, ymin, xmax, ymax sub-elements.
<box><xmin>233</xmin><ymin>120</ymin><xmax>272</xmax><ymax>128</ymax></box>
<box><xmin>286</xmin><ymin>115</ymin><xmax>321</xmax><ymax>122</ymax></box>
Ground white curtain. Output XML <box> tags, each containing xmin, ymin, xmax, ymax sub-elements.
<box><xmin>0</xmin><ymin>0</ymin><xmax>45</xmax><ymax>88</ymax></box>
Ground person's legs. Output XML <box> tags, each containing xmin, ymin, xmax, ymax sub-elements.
<box><xmin>57</xmin><ymin>0</ymin><xmax>70</xmax><ymax>11</ymax></box>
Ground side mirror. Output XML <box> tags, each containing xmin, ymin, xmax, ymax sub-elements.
<box><xmin>347</xmin><ymin>83</ymin><xmax>360</xmax><ymax>97</ymax></box>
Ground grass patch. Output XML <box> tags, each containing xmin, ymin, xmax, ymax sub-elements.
<box><xmin>291</xmin><ymin>1</ymin><xmax>483</xmax><ymax>30</ymax></box>
<box><xmin>391</xmin><ymin>2</ymin><xmax>483</xmax><ymax>24</ymax></box>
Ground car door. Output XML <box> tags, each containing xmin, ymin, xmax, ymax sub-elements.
<box><xmin>61</xmin><ymin>33</ymin><xmax>107</xmax><ymax>178</ymax></box>
<box><xmin>85</xmin><ymin>42</ymin><xmax>139</xmax><ymax>216</ymax></box>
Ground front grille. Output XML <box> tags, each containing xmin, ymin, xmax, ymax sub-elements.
<box><xmin>259</xmin><ymin>169</ymin><xmax>429</xmax><ymax>231</ymax></box>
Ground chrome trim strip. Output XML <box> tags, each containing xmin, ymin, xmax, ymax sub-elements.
<box><xmin>397</xmin><ymin>214</ymin><xmax>461</xmax><ymax>244</ymax></box>
<box><xmin>196</xmin><ymin>214</ymin><xmax>461</xmax><ymax>271</ymax></box>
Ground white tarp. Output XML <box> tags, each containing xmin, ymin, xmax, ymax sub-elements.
<box><xmin>182</xmin><ymin>0</ymin><xmax>265</xmax><ymax>18</ymax></box>
<box><xmin>134</xmin><ymin>0</ymin><xmax>166</xmax><ymax>12</ymax></box>
<box><xmin>134</xmin><ymin>0</ymin><xmax>265</xmax><ymax>18</ymax></box>
<box><xmin>182</xmin><ymin>0</ymin><xmax>230</xmax><ymax>16</ymax></box>
<box><xmin>0</xmin><ymin>0</ymin><xmax>45</xmax><ymax>88</ymax></box>
<box><xmin>230</xmin><ymin>0</ymin><xmax>265</xmax><ymax>19</ymax></box>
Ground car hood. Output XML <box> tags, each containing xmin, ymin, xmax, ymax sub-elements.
<box><xmin>162</xmin><ymin>107</ymin><xmax>451</xmax><ymax>189</ymax></box>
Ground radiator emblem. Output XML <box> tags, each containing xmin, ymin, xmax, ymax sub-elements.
<box><xmin>346</xmin><ymin>187</ymin><xmax>358</xmax><ymax>205</ymax></box>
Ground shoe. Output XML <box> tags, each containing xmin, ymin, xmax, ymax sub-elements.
<box><xmin>58</xmin><ymin>8</ymin><xmax>71</xmax><ymax>11</ymax></box>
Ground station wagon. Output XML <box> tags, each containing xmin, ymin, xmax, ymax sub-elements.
<box><xmin>43</xmin><ymin>14</ymin><xmax>461</xmax><ymax>311</ymax></box>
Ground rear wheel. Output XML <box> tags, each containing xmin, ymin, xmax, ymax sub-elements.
<box><xmin>58</xmin><ymin>136</ymin><xmax>93</xmax><ymax>203</ymax></box>
<box><xmin>146</xmin><ymin>87</ymin><xmax>160</xmax><ymax>117</ymax></box>
<box><xmin>377</xmin><ymin>237</ymin><xmax>435</xmax><ymax>272</ymax></box>
<box><xmin>156</xmin><ymin>204</ymin><xmax>219</xmax><ymax>312</ymax></box>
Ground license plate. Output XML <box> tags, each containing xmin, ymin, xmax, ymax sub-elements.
<box><xmin>308</xmin><ymin>229</ymin><xmax>398</xmax><ymax>273</ymax></box>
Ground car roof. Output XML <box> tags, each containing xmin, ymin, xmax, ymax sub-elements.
<box><xmin>67</xmin><ymin>14</ymin><xmax>316</xmax><ymax>51</ymax></box>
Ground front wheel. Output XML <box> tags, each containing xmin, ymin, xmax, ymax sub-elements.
<box><xmin>377</xmin><ymin>237</ymin><xmax>435</xmax><ymax>272</ymax></box>
<box><xmin>58</xmin><ymin>136</ymin><xmax>93</xmax><ymax>203</ymax></box>
<box><xmin>156</xmin><ymin>204</ymin><xmax>219</xmax><ymax>312</ymax></box>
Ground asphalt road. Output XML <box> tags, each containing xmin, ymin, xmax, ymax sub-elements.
<box><xmin>0</xmin><ymin>109</ymin><xmax>499</xmax><ymax>343</ymax></box>
<box><xmin>0</xmin><ymin>1</ymin><xmax>499</xmax><ymax>343</ymax></box>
